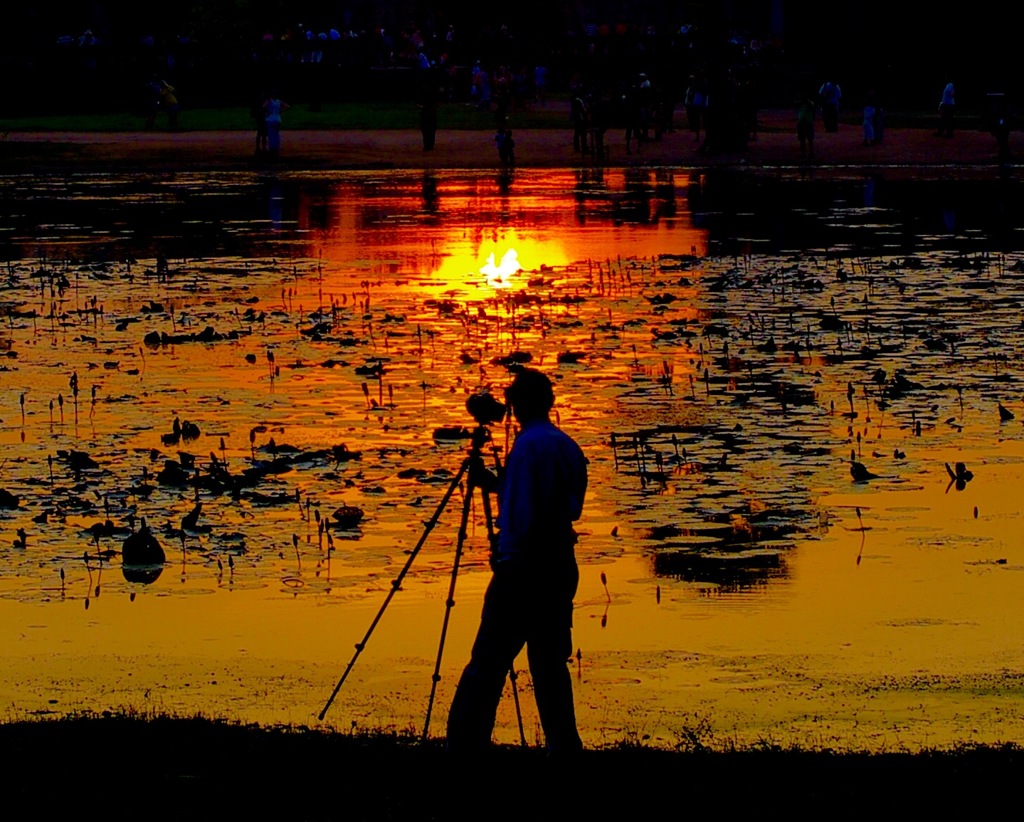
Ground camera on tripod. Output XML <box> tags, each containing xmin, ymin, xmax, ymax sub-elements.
<box><xmin>466</xmin><ymin>390</ymin><xmax>507</xmax><ymax>426</ymax></box>
<box><xmin>321</xmin><ymin>382</ymin><xmax>516</xmax><ymax>735</ymax></box>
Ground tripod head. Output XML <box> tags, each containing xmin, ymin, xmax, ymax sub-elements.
<box><xmin>465</xmin><ymin>389</ymin><xmax>507</xmax><ymax>427</ymax></box>
<box><xmin>465</xmin><ymin>389</ymin><xmax>508</xmax><ymax>471</ymax></box>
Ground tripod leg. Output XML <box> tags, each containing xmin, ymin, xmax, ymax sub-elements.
<box><xmin>509</xmin><ymin>667</ymin><xmax>528</xmax><ymax>747</ymax></box>
<box><xmin>478</xmin><ymin>477</ymin><xmax>527</xmax><ymax>748</ymax></box>
<box><xmin>422</xmin><ymin>468</ymin><xmax>479</xmax><ymax>741</ymax></box>
<box><xmin>318</xmin><ymin>456</ymin><xmax>470</xmax><ymax>722</ymax></box>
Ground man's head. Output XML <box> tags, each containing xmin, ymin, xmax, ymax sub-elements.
<box><xmin>505</xmin><ymin>368</ymin><xmax>554</xmax><ymax>423</ymax></box>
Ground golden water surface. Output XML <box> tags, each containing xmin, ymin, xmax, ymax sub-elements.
<box><xmin>1</xmin><ymin>169</ymin><xmax>1022</xmax><ymax>751</ymax></box>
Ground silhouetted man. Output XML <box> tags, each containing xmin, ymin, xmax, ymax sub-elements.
<box><xmin>446</xmin><ymin>368</ymin><xmax>588</xmax><ymax>753</ymax></box>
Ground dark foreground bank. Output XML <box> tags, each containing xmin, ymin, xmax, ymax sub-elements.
<box><xmin>2</xmin><ymin>714</ymin><xmax>1021</xmax><ymax>819</ymax></box>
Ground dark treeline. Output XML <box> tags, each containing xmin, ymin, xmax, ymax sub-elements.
<box><xmin>1</xmin><ymin>2</ymin><xmax>778</xmax><ymax>117</ymax></box>
<box><xmin>1</xmin><ymin>1</ymin><xmax>1019</xmax><ymax>117</ymax></box>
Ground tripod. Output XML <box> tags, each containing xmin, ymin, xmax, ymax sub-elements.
<box><xmin>318</xmin><ymin>424</ymin><xmax>527</xmax><ymax>746</ymax></box>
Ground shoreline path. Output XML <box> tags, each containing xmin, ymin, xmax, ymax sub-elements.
<box><xmin>1</xmin><ymin>110</ymin><xmax>1015</xmax><ymax>175</ymax></box>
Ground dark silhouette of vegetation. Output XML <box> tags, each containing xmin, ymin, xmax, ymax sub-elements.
<box><xmin>1</xmin><ymin>712</ymin><xmax>1021</xmax><ymax>818</ymax></box>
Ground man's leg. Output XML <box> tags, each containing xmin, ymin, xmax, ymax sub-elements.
<box><xmin>527</xmin><ymin>637</ymin><xmax>581</xmax><ymax>752</ymax></box>
<box><xmin>526</xmin><ymin>565</ymin><xmax>582</xmax><ymax>753</ymax></box>
<box><xmin>446</xmin><ymin>571</ymin><xmax>524</xmax><ymax>751</ymax></box>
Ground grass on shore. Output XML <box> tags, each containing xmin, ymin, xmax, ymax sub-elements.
<box><xmin>2</xmin><ymin>710</ymin><xmax>1021</xmax><ymax>817</ymax></box>
<box><xmin>0</xmin><ymin>100</ymin><xmax>954</xmax><ymax>134</ymax></box>
<box><xmin>1</xmin><ymin>100</ymin><xmax>573</xmax><ymax>133</ymax></box>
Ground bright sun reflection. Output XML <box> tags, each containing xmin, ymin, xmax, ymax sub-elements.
<box><xmin>432</xmin><ymin>230</ymin><xmax>569</xmax><ymax>297</ymax></box>
<box><xmin>480</xmin><ymin>248</ymin><xmax>521</xmax><ymax>289</ymax></box>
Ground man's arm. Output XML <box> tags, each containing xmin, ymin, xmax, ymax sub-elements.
<box><xmin>493</xmin><ymin>440</ymin><xmax>536</xmax><ymax>559</ymax></box>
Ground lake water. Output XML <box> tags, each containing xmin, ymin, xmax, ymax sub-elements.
<box><xmin>2</xmin><ymin>167</ymin><xmax>1023</xmax><ymax>751</ymax></box>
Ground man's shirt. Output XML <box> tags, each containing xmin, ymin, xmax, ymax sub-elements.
<box><xmin>495</xmin><ymin>418</ymin><xmax>588</xmax><ymax>563</ymax></box>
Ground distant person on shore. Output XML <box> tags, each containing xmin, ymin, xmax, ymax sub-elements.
<box><xmin>992</xmin><ymin>97</ymin><xmax>1011</xmax><ymax>163</ymax></box>
<box><xmin>684</xmin><ymin>75</ymin><xmax>704</xmax><ymax>141</ymax></box>
<box><xmin>534</xmin><ymin>64</ymin><xmax>548</xmax><ymax>105</ymax></box>
<box><xmin>571</xmin><ymin>89</ymin><xmax>588</xmax><ymax>153</ymax></box>
<box><xmin>588</xmin><ymin>94</ymin><xmax>607</xmax><ymax>163</ymax></box>
<box><xmin>144</xmin><ymin>76</ymin><xmax>161</xmax><ymax>129</ymax></box>
<box><xmin>145</xmin><ymin>75</ymin><xmax>178</xmax><ymax>130</ymax></box>
<box><xmin>472</xmin><ymin>63</ymin><xmax>491</xmax><ymax>110</ymax></box>
<box><xmin>936</xmin><ymin>78</ymin><xmax>955</xmax><ymax>137</ymax></box>
<box><xmin>995</xmin><ymin>113</ymin><xmax>1011</xmax><ymax>164</ymax></box>
<box><xmin>420</xmin><ymin>101</ymin><xmax>438</xmax><ymax>151</ymax></box>
<box><xmin>492</xmin><ymin>65</ymin><xmax>511</xmax><ymax>127</ymax></box>
<box><xmin>637</xmin><ymin>73</ymin><xmax>653</xmax><ymax>143</ymax></box>
<box><xmin>862</xmin><ymin>92</ymin><xmax>877</xmax><ymax>146</ymax></box>
<box><xmin>419</xmin><ymin>75</ymin><xmax>440</xmax><ymax>151</ymax></box>
<box><xmin>263</xmin><ymin>92</ymin><xmax>289</xmax><ymax>157</ymax></box>
<box><xmin>159</xmin><ymin>81</ymin><xmax>179</xmax><ymax>130</ymax></box>
<box><xmin>495</xmin><ymin>127</ymin><xmax>515</xmax><ymax>167</ymax></box>
<box><xmin>818</xmin><ymin>79</ymin><xmax>841</xmax><ymax>133</ymax></box>
<box><xmin>623</xmin><ymin>77</ymin><xmax>647</xmax><ymax>155</ymax></box>
<box><xmin>251</xmin><ymin>94</ymin><xmax>269</xmax><ymax>155</ymax></box>
<box><xmin>797</xmin><ymin>96</ymin><xmax>815</xmax><ymax>159</ymax></box>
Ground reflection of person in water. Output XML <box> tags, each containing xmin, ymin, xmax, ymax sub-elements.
<box><xmin>447</xmin><ymin>368</ymin><xmax>588</xmax><ymax>753</ymax></box>
<box><xmin>421</xmin><ymin>172</ymin><xmax>439</xmax><ymax>212</ymax></box>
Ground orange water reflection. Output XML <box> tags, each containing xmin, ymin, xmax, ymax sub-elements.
<box><xmin>2</xmin><ymin>169</ymin><xmax>1024</xmax><ymax>751</ymax></box>
<box><xmin>295</xmin><ymin>169</ymin><xmax>703</xmax><ymax>260</ymax></box>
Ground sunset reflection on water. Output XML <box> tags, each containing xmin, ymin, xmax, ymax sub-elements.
<box><xmin>1</xmin><ymin>169</ymin><xmax>1023</xmax><ymax>751</ymax></box>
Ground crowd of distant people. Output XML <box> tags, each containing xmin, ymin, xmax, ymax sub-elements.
<box><xmin>29</xmin><ymin>16</ymin><xmax>1012</xmax><ymax>165</ymax></box>
<box><xmin>26</xmin><ymin>16</ymin><xmax>780</xmax><ymax>123</ymax></box>
<box><xmin>791</xmin><ymin>75</ymin><xmax>1014</xmax><ymax>164</ymax></box>
<box><xmin>36</xmin><ymin>14</ymin><xmax>852</xmax><ymax>170</ymax></box>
